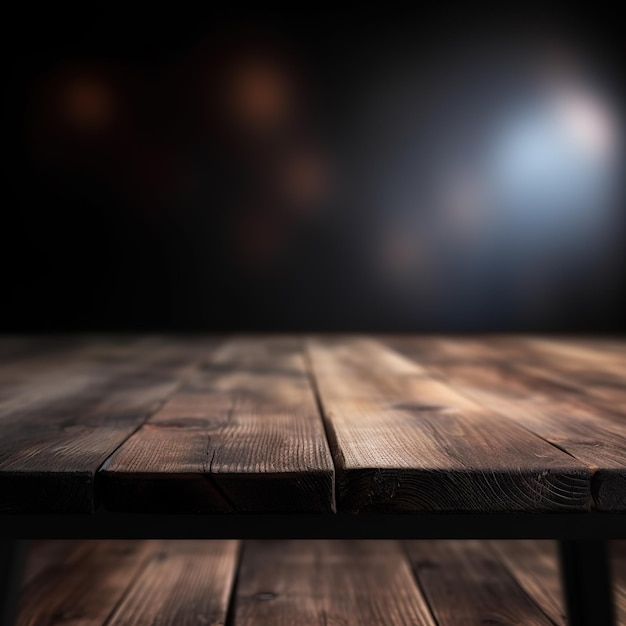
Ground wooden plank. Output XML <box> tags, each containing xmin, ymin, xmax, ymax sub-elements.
<box><xmin>494</xmin><ymin>539</ymin><xmax>626</xmax><ymax>626</ymax></box>
<box><xmin>0</xmin><ymin>336</ymin><xmax>84</xmax><ymax>369</ymax></box>
<box><xmin>404</xmin><ymin>540</ymin><xmax>556</xmax><ymax>625</ymax></box>
<box><xmin>507</xmin><ymin>337</ymin><xmax>626</xmax><ymax>415</ymax></box>
<box><xmin>490</xmin><ymin>540</ymin><xmax>566</xmax><ymax>626</ymax></box>
<box><xmin>21</xmin><ymin>540</ymin><xmax>85</xmax><ymax>587</ymax></box>
<box><xmin>0</xmin><ymin>338</ymin><xmax>208</xmax><ymax>512</ymax></box>
<box><xmin>388</xmin><ymin>335</ymin><xmax>626</xmax><ymax>429</ymax></box>
<box><xmin>519</xmin><ymin>337</ymin><xmax>626</xmax><ymax>375</ymax></box>
<box><xmin>17</xmin><ymin>539</ymin><xmax>626</xmax><ymax>626</ymax></box>
<box><xmin>101</xmin><ymin>337</ymin><xmax>334</xmax><ymax>512</ymax></box>
<box><xmin>105</xmin><ymin>540</ymin><xmax>239</xmax><ymax>626</ymax></box>
<box><xmin>410</xmin><ymin>335</ymin><xmax>626</xmax><ymax>417</ymax></box>
<box><xmin>0</xmin><ymin>337</ymin><xmax>104</xmax><ymax>416</ymax></box>
<box><xmin>308</xmin><ymin>337</ymin><xmax>590</xmax><ymax>512</ymax></box>
<box><xmin>17</xmin><ymin>540</ymin><xmax>162</xmax><ymax>626</ymax></box>
<box><xmin>387</xmin><ymin>337</ymin><xmax>626</xmax><ymax>511</ymax></box>
<box><xmin>235</xmin><ymin>540</ymin><xmax>436</xmax><ymax>625</ymax></box>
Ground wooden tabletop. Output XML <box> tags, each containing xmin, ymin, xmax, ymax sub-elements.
<box><xmin>1</xmin><ymin>335</ymin><xmax>625</xmax><ymax>514</ymax></box>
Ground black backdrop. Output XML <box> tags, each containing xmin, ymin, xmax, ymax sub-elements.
<box><xmin>2</xmin><ymin>5</ymin><xmax>625</xmax><ymax>333</ymax></box>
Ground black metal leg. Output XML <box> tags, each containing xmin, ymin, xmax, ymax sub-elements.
<box><xmin>0</xmin><ymin>541</ymin><xmax>27</xmax><ymax>626</ymax></box>
<box><xmin>559</xmin><ymin>540</ymin><xmax>614</xmax><ymax>626</ymax></box>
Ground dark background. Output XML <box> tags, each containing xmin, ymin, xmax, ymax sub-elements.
<box><xmin>2</xmin><ymin>5</ymin><xmax>625</xmax><ymax>333</ymax></box>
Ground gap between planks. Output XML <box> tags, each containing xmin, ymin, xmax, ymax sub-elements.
<box><xmin>99</xmin><ymin>337</ymin><xmax>335</xmax><ymax>513</ymax></box>
<box><xmin>306</xmin><ymin>336</ymin><xmax>590</xmax><ymax>513</ymax></box>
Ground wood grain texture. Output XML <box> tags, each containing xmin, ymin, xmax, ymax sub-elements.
<box><xmin>506</xmin><ymin>337</ymin><xmax>626</xmax><ymax>416</ymax></box>
<box><xmin>21</xmin><ymin>540</ymin><xmax>88</xmax><ymax>587</ymax></box>
<box><xmin>0</xmin><ymin>337</ymin><xmax>209</xmax><ymax>512</ymax></box>
<box><xmin>490</xmin><ymin>540</ymin><xmax>566</xmax><ymax>626</ymax></box>
<box><xmin>420</xmin><ymin>335</ymin><xmax>626</xmax><ymax>420</ymax></box>
<box><xmin>105</xmin><ymin>540</ymin><xmax>239</xmax><ymax>626</ymax></box>
<box><xmin>3</xmin><ymin>335</ymin><xmax>626</xmax><ymax>514</ymax></box>
<box><xmin>17</xmin><ymin>540</ymin><xmax>161</xmax><ymax>626</ymax></box>
<box><xmin>387</xmin><ymin>337</ymin><xmax>626</xmax><ymax>511</ymax></box>
<box><xmin>308</xmin><ymin>337</ymin><xmax>590</xmax><ymax>512</ymax></box>
<box><xmin>235</xmin><ymin>540</ymin><xmax>436</xmax><ymax>626</ymax></box>
<box><xmin>493</xmin><ymin>539</ymin><xmax>626</xmax><ymax>626</ymax></box>
<box><xmin>16</xmin><ymin>540</ymin><xmax>626</xmax><ymax>625</ymax></box>
<box><xmin>101</xmin><ymin>337</ymin><xmax>334</xmax><ymax>512</ymax></box>
<box><xmin>405</xmin><ymin>540</ymin><xmax>556</xmax><ymax>625</ymax></box>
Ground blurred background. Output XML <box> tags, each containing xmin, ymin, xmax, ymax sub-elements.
<box><xmin>2</xmin><ymin>5</ymin><xmax>624</xmax><ymax>332</ymax></box>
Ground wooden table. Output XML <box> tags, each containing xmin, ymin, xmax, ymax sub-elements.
<box><xmin>1</xmin><ymin>335</ymin><xmax>625</xmax><ymax>625</ymax></box>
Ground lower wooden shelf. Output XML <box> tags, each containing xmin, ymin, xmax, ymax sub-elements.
<box><xmin>16</xmin><ymin>540</ymin><xmax>626</xmax><ymax>625</ymax></box>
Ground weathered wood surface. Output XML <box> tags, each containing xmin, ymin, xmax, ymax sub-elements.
<box><xmin>512</xmin><ymin>337</ymin><xmax>626</xmax><ymax>410</ymax></box>
<box><xmin>106</xmin><ymin>540</ymin><xmax>239</xmax><ymax>626</ymax></box>
<box><xmin>0</xmin><ymin>337</ymin><xmax>212</xmax><ymax>512</ymax></box>
<box><xmin>386</xmin><ymin>336</ymin><xmax>626</xmax><ymax>511</ymax></box>
<box><xmin>1</xmin><ymin>335</ymin><xmax>626</xmax><ymax>513</ymax></box>
<box><xmin>20</xmin><ymin>540</ymin><xmax>84</xmax><ymax>587</ymax></box>
<box><xmin>18</xmin><ymin>540</ymin><xmax>239</xmax><ymax>626</ymax></box>
<box><xmin>494</xmin><ymin>538</ymin><xmax>626</xmax><ymax>626</ymax></box>
<box><xmin>307</xmin><ymin>337</ymin><xmax>589</xmax><ymax>512</ymax></box>
<box><xmin>101</xmin><ymin>338</ymin><xmax>334</xmax><ymax>512</ymax></box>
<box><xmin>235</xmin><ymin>540</ymin><xmax>436</xmax><ymax>626</ymax></box>
<box><xmin>18</xmin><ymin>540</ymin><xmax>626</xmax><ymax>625</ymax></box>
<box><xmin>17</xmin><ymin>540</ymin><xmax>161</xmax><ymax>626</ymax></box>
<box><xmin>490</xmin><ymin>540</ymin><xmax>566</xmax><ymax>625</ymax></box>
<box><xmin>404</xmin><ymin>540</ymin><xmax>556</xmax><ymax>625</ymax></box>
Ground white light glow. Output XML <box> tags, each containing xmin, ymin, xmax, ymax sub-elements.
<box><xmin>487</xmin><ymin>85</ymin><xmax>619</xmax><ymax>234</ymax></box>
<box><xmin>552</xmin><ymin>88</ymin><xmax>617</xmax><ymax>159</ymax></box>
